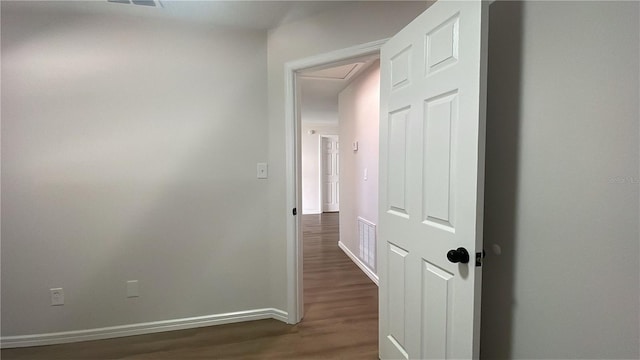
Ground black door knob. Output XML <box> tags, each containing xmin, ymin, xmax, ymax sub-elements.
<box><xmin>447</xmin><ymin>247</ymin><xmax>470</xmax><ymax>264</ymax></box>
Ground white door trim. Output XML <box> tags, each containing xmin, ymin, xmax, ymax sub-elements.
<box><xmin>284</xmin><ymin>39</ymin><xmax>387</xmax><ymax>324</ymax></box>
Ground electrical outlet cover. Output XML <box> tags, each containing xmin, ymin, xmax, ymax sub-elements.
<box><xmin>50</xmin><ymin>288</ymin><xmax>64</xmax><ymax>306</ymax></box>
<box><xmin>257</xmin><ymin>163</ymin><xmax>268</xmax><ymax>179</ymax></box>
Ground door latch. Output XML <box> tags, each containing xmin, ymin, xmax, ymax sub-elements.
<box><xmin>292</xmin><ymin>208</ymin><xmax>297</xmax><ymax>216</ymax></box>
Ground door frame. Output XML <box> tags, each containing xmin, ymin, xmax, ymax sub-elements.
<box><xmin>319</xmin><ymin>134</ymin><xmax>339</xmax><ymax>213</ymax></box>
<box><xmin>284</xmin><ymin>39</ymin><xmax>387</xmax><ymax>324</ymax></box>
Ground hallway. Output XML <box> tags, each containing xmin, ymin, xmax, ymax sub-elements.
<box><xmin>1</xmin><ymin>213</ymin><xmax>378</xmax><ymax>359</ymax></box>
<box><xmin>300</xmin><ymin>212</ymin><xmax>379</xmax><ymax>358</ymax></box>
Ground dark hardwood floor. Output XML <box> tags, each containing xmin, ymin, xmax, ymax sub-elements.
<box><xmin>1</xmin><ymin>213</ymin><xmax>379</xmax><ymax>359</ymax></box>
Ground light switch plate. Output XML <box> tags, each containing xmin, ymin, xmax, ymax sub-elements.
<box><xmin>257</xmin><ymin>163</ymin><xmax>268</xmax><ymax>179</ymax></box>
<box><xmin>127</xmin><ymin>280</ymin><xmax>139</xmax><ymax>298</ymax></box>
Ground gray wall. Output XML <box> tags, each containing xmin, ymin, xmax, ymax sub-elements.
<box><xmin>1</xmin><ymin>1</ymin><xmax>270</xmax><ymax>336</ymax></box>
<box><xmin>481</xmin><ymin>1</ymin><xmax>639</xmax><ymax>358</ymax></box>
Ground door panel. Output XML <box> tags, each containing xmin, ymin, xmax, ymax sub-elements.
<box><xmin>388</xmin><ymin>108</ymin><xmax>411</xmax><ymax>217</ymax></box>
<box><xmin>422</xmin><ymin>260</ymin><xmax>454</xmax><ymax>359</ymax></box>
<box><xmin>423</xmin><ymin>91</ymin><xmax>458</xmax><ymax>231</ymax></box>
<box><xmin>391</xmin><ymin>46</ymin><xmax>412</xmax><ymax>90</ymax></box>
<box><xmin>324</xmin><ymin>182</ymin><xmax>332</xmax><ymax>204</ymax></box>
<box><xmin>425</xmin><ymin>14</ymin><xmax>459</xmax><ymax>74</ymax></box>
<box><xmin>387</xmin><ymin>243</ymin><xmax>409</xmax><ymax>359</ymax></box>
<box><xmin>379</xmin><ymin>1</ymin><xmax>488</xmax><ymax>359</ymax></box>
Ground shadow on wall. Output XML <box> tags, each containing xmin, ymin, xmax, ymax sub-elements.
<box><xmin>480</xmin><ymin>1</ymin><xmax>523</xmax><ymax>359</ymax></box>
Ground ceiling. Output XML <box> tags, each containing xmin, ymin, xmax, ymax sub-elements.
<box><xmin>301</xmin><ymin>63</ymin><xmax>365</xmax><ymax>81</ymax></box>
<box><xmin>9</xmin><ymin>0</ymin><xmax>362</xmax><ymax>30</ymax></box>
<box><xmin>5</xmin><ymin>0</ymin><xmax>380</xmax><ymax>124</ymax></box>
<box><xmin>155</xmin><ymin>1</ymin><xmax>362</xmax><ymax>29</ymax></box>
<box><xmin>299</xmin><ymin>54</ymin><xmax>379</xmax><ymax>124</ymax></box>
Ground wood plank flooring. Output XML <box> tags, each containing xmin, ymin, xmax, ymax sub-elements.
<box><xmin>1</xmin><ymin>213</ymin><xmax>379</xmax><ymax>359</ymax></box>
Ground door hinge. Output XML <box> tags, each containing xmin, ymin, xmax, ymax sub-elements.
<box><xmin>475</xmin><ymin>250</ymin><xmax>486</xmax><ymax>267</ymax></box>
<box><xmin>292</xmin><ymin>208</ymin><xmax>297</xmax><ymax>216</ymax></box>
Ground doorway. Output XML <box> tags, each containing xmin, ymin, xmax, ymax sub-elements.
<box><xmin>288</xmin><ymin>41</ymin><xmax>384</xmax><ymax>323</ymax></box>
<box><xmin>297</xmin><ymin>54</ymin><xmax>382</xmax><ymax>355</ymax></box>
<box><xmin>320</xmin><ymin>135</ymin><xmax>340</xmax><ymax>213</ymax></box>
<box><xmin>287</xmin><ymin>2</ymin><xmax>492</xmax><ymax>358</ymax></box>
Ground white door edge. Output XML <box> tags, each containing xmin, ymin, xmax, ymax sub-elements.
<box><xmin>284</xmin><ymin>38</ymin><xmax>387</xmax><ymax>324</ymax></box>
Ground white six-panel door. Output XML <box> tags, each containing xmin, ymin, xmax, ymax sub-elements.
<box><xmin>322</xmin><ymin>136</ymin><xmax>340</xmax><ymax>212</ymax></box>
<box><xmin>378</xmin><ymin>1</ymin><xmax>488</xmax><ymax>359</ymax></box>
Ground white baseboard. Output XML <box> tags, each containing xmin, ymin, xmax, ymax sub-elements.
<box><xmin>1</xmin><ymin>308</ymin><xmax>288</xmax><ymax>349</ymax></box>
<box><xmin>302</xmin><ymin>208</ymin><xmax>321</xmax><ymax>215</ymax></box>
<box><xmin>338</xmin><ymin>240</ymin><xmax>379</xmax><ymax>286</ymax></box>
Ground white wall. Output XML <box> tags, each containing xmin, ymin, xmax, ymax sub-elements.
<box><xmin>301</xmin><ymin>121</ymin><xmax>339</xmax><ymax>214</ymax></box>
<box><xmin>266</xmin><ymin>0</ymin><xmax>429</xmax><ymax>314</ymax></box>
<box><xmin>338</xmin><ymin>61</ymin><xmax>380</xmax><ymax>270</ymax></box>
<box><xmin>480</xmin><ymin>1</ymin><xmax>639</xmax><ymax>359</ymax></box>
<box><xmin>1</xmin><ymin>1</ymin><xmax>271</xmax><ymax>336</ymax></box>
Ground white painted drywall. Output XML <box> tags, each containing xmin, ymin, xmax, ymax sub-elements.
<box><xmin>301</xmin><ymin>122</ymin><xmax>339</xmax><ymax>214</ymax></box>
<box><xmin>1</xmin><ymin>2</ymin><xmax>270</xmax><ymax>336</ymax></box>
<box><xmin>266</xmin><ymin>0</ymin><xmax>430</xmax><ymax>315</ymax></box>
<box><xmin>480</xmin><ymin>1</ymin><xmax>639</xmax><ymax>359</ymax></box>
<box><xmin>338</xmin><ymin>61</ymin><xmax>380</xmax><ymax>271</ymax></box>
